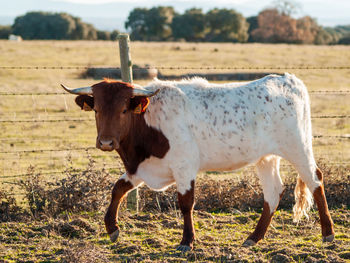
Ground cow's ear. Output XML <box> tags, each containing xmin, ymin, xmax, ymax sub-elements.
<box><xmin>129</xmin><ymin>96</ymin><xmax>150</xmax><ymax>114</ymax></box>
<box><xmin>75</xmin><ymin>95</ymin><xmax>94</xmax><ymax>111</ymax></box>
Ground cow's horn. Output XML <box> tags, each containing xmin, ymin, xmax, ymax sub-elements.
<box><xmin>132</xmin><ymin>88</ymin><xmax>160</xmax><ymax>98</ymax></box>
<box><xmin>61</xmin><ymin>84</ymin><xmax>93</xmax><ymax>95</ymax></box>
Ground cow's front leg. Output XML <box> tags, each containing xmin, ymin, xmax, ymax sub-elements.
<box><xmin>177</xmin><ymin>180</ymin><xmax>195</xmax><ymax>252</ymax></box>
<box><xmin>104</xmin><ymin>173</ymin><xmax>143</xmax><ymax>242</ymax></box>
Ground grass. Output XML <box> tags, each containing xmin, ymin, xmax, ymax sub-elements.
<box><xmin>0</xmin><ymin>209</ymin><xmax>349</xmax><ymax>262</ymax></box>
<box><xmin>0</xmin><ymin>40</ymin><xmax>349</xmax><ymax>262</ymax></box>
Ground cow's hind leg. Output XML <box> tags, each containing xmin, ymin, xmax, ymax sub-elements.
<box><xmin>104</xmin><ymin>173</ymin><xmax>143</xmax><ymax>242</ymax></box>
<box><xmin>314</xmin><ymin>167</ymin><xmax>334</xmax><ymax>242</ymax></box>
<box><xmin>243</xmin><ymin>155</ymin><xmax>284</xmax><ymax>246</ymax></box>
<box><xmin>286</xmin><ymin>155</ymin><xmax>335</xmax><ymax>242</ymax></box>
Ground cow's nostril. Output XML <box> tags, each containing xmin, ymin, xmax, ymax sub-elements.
<box><xmin>99</xmin><ymin>140</ymin><xmax>114</xmax><ymax>150</ymax></box>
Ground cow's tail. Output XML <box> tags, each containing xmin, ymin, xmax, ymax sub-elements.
<box><xmin>293</xmin><ymin>177</ymin><xmax>313</xmax><ymax>222</ymax></box>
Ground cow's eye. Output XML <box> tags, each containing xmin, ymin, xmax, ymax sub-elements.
<box><xmin>122</xmin><ymin>109</ymin><xmax>127</xmax><ymax>114</ymax></box>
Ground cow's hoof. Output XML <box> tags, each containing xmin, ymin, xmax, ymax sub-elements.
<box><xmin>176</xmin><ymin>245</ymin><xmax>192</xmax><ymax>252</ymax></box>
<box><xmin>109</xmin><ymin>229</ymin><xmax>119</xmax><ymax>242</ymax></box>
<box><xmin>242</xmin><ymin>239</ymin><xmax>256</xmax><ymax>247</ymax></box>
<box><xmin>322</xmin><ymin>234</ymin><xmax>334</xmax><ymax>243</ymax></box>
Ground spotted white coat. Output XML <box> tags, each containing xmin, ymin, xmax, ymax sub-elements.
<box><xmin>122</xmin><ymin>73</ymin><xmax>321</xmax><ymax>213</ymax></box>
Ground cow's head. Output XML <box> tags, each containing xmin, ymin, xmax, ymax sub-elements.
<box><xmin>61</xmin><ymin>80</ymin><xmax>159</xmax><ymax>151</ymax></box>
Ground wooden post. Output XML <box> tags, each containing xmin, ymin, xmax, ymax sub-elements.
<box><xmin>117</xmin><ymin>34</ymin><xmax>133</xmax><ymax>83</ymax></box>
<box><xmin>117</xmin><ymin>34</ymin><xmax>138</xmax><ymax>213</ymax></box>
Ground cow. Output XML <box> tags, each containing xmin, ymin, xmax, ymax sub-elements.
<box><xmin>61</xmin><ymin>73</ymin><xmax>334</xmax><ymax>251</ymax></box>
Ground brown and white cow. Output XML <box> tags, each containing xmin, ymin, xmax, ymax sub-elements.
<box><xmin>61</xmin><ymin>74</ymin><xmax>334</xmax><ymax>251</ymax></box>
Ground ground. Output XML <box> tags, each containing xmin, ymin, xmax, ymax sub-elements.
<box><xmin>1</xmin><ymin>208</ymin><xmax>349</xmax><ymax>262</ymax></box>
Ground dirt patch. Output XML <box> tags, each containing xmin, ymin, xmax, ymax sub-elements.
<box><xmin>62</xmin><ymin>241</ymin><xmax>109</xmax><ymax>263</ymax></box>
<box><xmin>42</xmin><ymin>217</ymin><xmax>96</xmax><ymax>238</ymax></box>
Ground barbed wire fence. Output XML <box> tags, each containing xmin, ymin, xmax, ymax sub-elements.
<box><xmin>1</xmin><ymin>64</ymin><xmax>349</xmax><ymax>183</ymax></box>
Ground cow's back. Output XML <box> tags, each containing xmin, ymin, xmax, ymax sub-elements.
<box><xmin>144</xmin><ymin>74</ymin><xmax>309</xmax><ymax>172</ymax></box>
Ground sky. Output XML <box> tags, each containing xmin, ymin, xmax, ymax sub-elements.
<box><xmin>0</xmin><ymin>0</ymin><xmax>349</xmax><ymax>31</ymax></box>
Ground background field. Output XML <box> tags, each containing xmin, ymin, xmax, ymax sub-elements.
<box><xmin>0</xmin><ymin>41</ymin><xmax>349</xmax><ymax>262</ymax></box>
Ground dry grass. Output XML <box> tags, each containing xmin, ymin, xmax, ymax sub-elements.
<box><xmin>0</xmin><ymin>41</ymin><xmax>349</xmax><ymax>180</ymax></box>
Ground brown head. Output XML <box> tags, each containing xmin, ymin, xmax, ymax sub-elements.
<box><xmin>61</xmin><ymin>80</ymin><xmax>159</xmax><ymax>151</ymax></box>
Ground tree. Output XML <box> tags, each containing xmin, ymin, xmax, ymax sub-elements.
<box><xmin>251</xmin><ymin>9</ymin><xmax>297</xmax><ymax>43</ymax></box>
<box><xmin>0</xmin><ymin>25</ymin><xmax>11</xmax><ymax>39</ymax></box>
<box><xmin>125</xmin><ymin>6</ymin><xmax>176</xmax><ymax>41</ymax></box>
<box><xmin>314</xmin><ymin>28</ymin><xmax>334</xmax><ymax>45</ymax></box>
<box><xmin>70</xmin><ymin>17</ymin><xmax>97</xmax><ymax>40</ymax></box>
<box><xmin>338</xmin><ymin>35</ymin><xmax>350</xmax><ymax>45</ymax></box>
<box><xmin>125</xmin><ymin>8</ymin><xmax>150</xmax><ymax>40</ymax></box>
<box><xmin>247</xmin><ymin>16</ymin><xmax>258</xmax><ymax>42</ymax></box>
<box><xmin>12</xmin><ymin>11</ymin><xmax>97</xmax><ymax>40</ymax></box>
<box><xmin>97</xmin><ymin>30</ymin><xmax>111</xmax><ymax>40</ymax></box>
<box><xmin>171</xmin><ymin>8</ymin><xmax>206</xmax><ymax>41</ymax></box>
<box><xmin>295</xmin><ymin>16</ymin><xmax>319</xmax><ymax>44</ymax></box>
<box><xmin>110</xmin><ymin>30</ymin><xmax>120</xmax><ymax>41</ymax></box>
<box><xmin>205</xmin><ymin>8</ymin><xmax>249</xmax><ymax>42</ymax></box>
<box><xmin>147</xmin><ymin>6</ymin><xmax>175</xmax><ymax>40</ymax></box>
<box><xmin>272</xmin><ymin>0</ymin><xmax>301</xmax><ymax>16</ymax></box>
<box><xmin>251</xmin><ymin>8</ymin><xmax>321</xmax><ymax>44</ymax></box>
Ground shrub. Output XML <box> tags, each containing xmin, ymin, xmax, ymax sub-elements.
<box><xmin>20</xmin><ymin>154</ymin><xmax>115</xmax><ymax>217</ymax></box>
<box><xmin>338</xmin><ymin>35</ymin><xmax>350</xmax><ymax>45</ymax></box>
<box><xmin>0</xmin><ymin>186</ymin><xmax>25</xmax><ymax>221</ymax></box>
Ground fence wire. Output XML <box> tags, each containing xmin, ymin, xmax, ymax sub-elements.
<box><xmin>0</xmin><ymin>115</ymin><xmax>349</xmax><ymax>123</ymax></box>
<box><xmin>1</xmin><ymin>166</ymin><xmax>124</xmax><ymax>179</ymax></box>
<box><xmin>1</xmin><ymin>65</ymin><xmax>350</xmax><ymax>70</ymax></box>
<box><xmin>1</xmin><ymin>63</ymin><xmax>349</xmax><ymax>181</ymax></box>
<box><xmin>0</xmin><ymin>118</ymin><xmax>94</xmax><ymax>123</ymax></box>
<box><xmin>0</xmin><ymin>134</ymin><xmax>348</xmax><ymax>155</ymax></box>
<box><xmin>0</xmin><ymin>147</ymin><xmax>95</xmax><ymax>154</ymax></box>
<box><xmin>1</xmin><ymin>90</ymin><xmax>350</xmax><ymax>96</ymax></box>
<box><xmin>2</xmin><ymin>161</ymin><xmax>349</xmax><ymax>181</ymax></box>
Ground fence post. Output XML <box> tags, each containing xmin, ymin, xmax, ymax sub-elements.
<box><xmin>117</xmin><ymin>33</ymin><xmax>138</xmax><ymax>213</ymax></box>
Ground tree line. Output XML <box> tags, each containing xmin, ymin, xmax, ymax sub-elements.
<box><xmin>0</xmin><ymin>12</ymin><xmax>119</xmax><ymax>41</ymax></box>
<box><xmin>125</xmin><ymin>6</ymin><xmax>350</xmax><ymax>45</ymax></box>
<box><xmin>0</xmin><ymin>6</ymin><xmax>349</xmax><ymax>44</ymax></box>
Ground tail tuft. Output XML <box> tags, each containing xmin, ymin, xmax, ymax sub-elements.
<box><xmin>293</xmin><ymin>177</ymin><xmax>313</xmax><ymax>222</ymax></box>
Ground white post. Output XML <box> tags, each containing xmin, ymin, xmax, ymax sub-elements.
<box><xmin>117</xmin><ymin>34</ymin><xmax>138</xmax><ymax>213</ymax></box>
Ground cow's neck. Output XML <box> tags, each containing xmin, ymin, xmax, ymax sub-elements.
<box><xmin>117</xmin><ymin>114</ymin><xmax>170</xmax><ymax>175</ymax></box>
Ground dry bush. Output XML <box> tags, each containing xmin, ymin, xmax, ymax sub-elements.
<box><xmin>17</xmin><ymin>157</ymin><xmax>348</xmax><ymax>218</ymax></box>
<box><xmin>20</xmin><ymin>154</ymin><xmax>115</xmax><ymax>217</ymax></box>
<box><xmin>138</xmin><ymin>160</ymin><xmax>349</xmax><ymax>213</ymax></box>
<box><xmin>19</xmin><ymin>165</ymin><xmax>48</xmax><ymax>217</ymax></box>
<box><xmin>0</xmin><ymin>186</ymin><xmax>25</xmax><ymax>222</ymax></box>
<box><xmin>138</xmin><ymin>177</ymin><xmax>265</xmax><ymax>213</ymax></box>
<box><xmin>318</xmin><ymin>160</ymin><xmax>350</xmax><ymax>208</ymax></box>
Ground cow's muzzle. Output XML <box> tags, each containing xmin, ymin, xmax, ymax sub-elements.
<box><xmin>96</xmin><ymin>137</ymin><xmax>119</xmax><ymax>151</ymax></box>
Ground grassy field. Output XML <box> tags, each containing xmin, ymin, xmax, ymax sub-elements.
<box><xmin>0</xmin><ymin>41</ymin><xmax>349</xmax><ymax>262</ymax></box>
